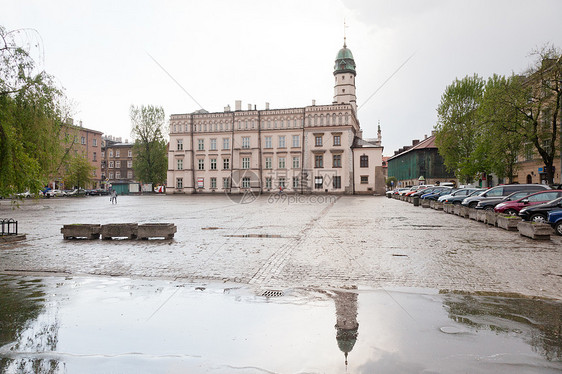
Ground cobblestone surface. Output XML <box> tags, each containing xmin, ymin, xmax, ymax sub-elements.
<box><xmin>1</xmin><ymin>194</ymin><xmax>561</xmax><ymax>299</ymax></box>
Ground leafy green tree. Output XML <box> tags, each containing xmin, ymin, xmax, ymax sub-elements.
<box><xmin>477</xmin><ymin>74</ymin><xmax>525</xmax><ymax>183</ymax></box>
<box><xmin>0</xmin><ymin>25</ymin><xmax>67</xmax><ymax>198</ymax></box>
<box><xmin>130</xmin><ymin>104</ymin><xmax>168</xmax><ymax>185</ymax></box>
<box><xmin>63</xmin><ymin>154</ymin><xmax>94</xmax><ymax>190</ymax></box>
<box><xmin>499</xmin><ymin>47</ymin><xmax>560</xmax><ymax>185</ymax></box>
<box><xmin>435</xmin><ymin>74</ymin><xmax>486</xmax><ymax>184</ymax></box>
<box><xmin>385</xmin><ymin>176</ymin><xmax>397</xmax><ymax>188</ymax></box>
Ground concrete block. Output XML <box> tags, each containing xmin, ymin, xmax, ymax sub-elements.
<box><xmin>497</xmin><ymin>215</ymin><xmax>520</xmax><ymax>231</ymax></box>
<box><xmin>486</xmin><ymin>211</ymin><xmax>498</xmax><ymax>226</ymax></box>
<box><xmin>138</xmin><ymin>223</ymin><xmax>177</xmax><ymax>240</ymax></box>
<box><xmin>517</xmin><ymin>222</ymin><xmax>552</xmax><ymax>240</ymax></box>
<box><xmin>101</xmin><ymin>223</ymin><xmax>138</xmax><ymax>240</ymax></box>
<box><xmin>61</xmin><ymin>224</ymin><xmax>101</xmax><ymax>240</ymax></box>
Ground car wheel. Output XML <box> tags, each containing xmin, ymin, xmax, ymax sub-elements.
<box><xmin>555</xmin><ymin>222</ymin><xmax>562</xmax><ymax>236</ymax></box>
<box><xmin>469</xmin><ymin>202</ymin><xmax>478</xmax><ymax>208</ymax></box>
<box><xmin>530</xmin><ymin>214</ymin><xmax>547</xmax><ymax>223</ymax></box>
<box><xmin>504</xmin><ymin>209</ymin><xmax>518</xmax><ymax>216</ymax></box>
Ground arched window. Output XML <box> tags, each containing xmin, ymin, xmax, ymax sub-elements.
<box><xmin>332</xmin><ymin>114</ymin><xmax>336</xmax><ymax>124</ymax></box>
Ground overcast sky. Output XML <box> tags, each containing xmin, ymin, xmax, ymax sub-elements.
<box><xmin>4</xmin><ymin>0</ymin><xmax>562</xmax><ymax>155</ymax></box>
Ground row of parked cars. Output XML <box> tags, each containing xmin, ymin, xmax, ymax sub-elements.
<box><xmin>387</xmin><ymin>183</ymin><xmax>562</xmax><ymax>235</ymax></box>
<box><xmin>9</xmin><ymin>188</ymin><xmax>111</xmax><ymax>199</ymax></box>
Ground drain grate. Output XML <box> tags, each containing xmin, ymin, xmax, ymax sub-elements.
<box><xmin>262</xmin><ymin>290</ymin><xmax>284</xmax><ymax>298</ymax></box>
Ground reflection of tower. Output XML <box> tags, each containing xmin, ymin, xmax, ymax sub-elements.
<box><xmin>333</xmin><ymin>289</ymin><xmax>359</xmax><ymax>369</ymax></box>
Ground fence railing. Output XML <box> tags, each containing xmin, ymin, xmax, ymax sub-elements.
<box><xmin>1</xmin><ymin>218</ymin><xmax>18</xmax><ymax>235</ymax></box>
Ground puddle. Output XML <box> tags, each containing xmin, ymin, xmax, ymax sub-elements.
<box><xmin>0</xmin><ymin>275</ymin><xmax>560</xmax><ymax>373</ymax></box>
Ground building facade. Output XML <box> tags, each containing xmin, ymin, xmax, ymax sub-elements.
<box><xmin>166</xmin><ymin>41</ymin><xmax>384</xmax><ymax>195</ymax></box>
<box><xmin>101</xmin><ymin>136</ymin><xmax>138</xmax><ymax>194</ymax></box>
<box><xmin>387</xmin><ymin>134</ymin><xmax>456</xmax><ymax>187</ymax></box>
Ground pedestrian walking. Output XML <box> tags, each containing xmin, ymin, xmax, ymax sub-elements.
<box><xmin>111</xmin><ymin>189</ymin><xmax>117</xmax><ymax>204</ymax></box>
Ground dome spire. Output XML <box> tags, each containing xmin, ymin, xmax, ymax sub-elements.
<box><xmin>343</xmin><ymin>19</ymin><xmax>348</xmax><ymax>48</ymax></box>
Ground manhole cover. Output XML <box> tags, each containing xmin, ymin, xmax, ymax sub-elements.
<box><xmin>262</xmin><ymin>290</ymin><xmax>284</xmax><ymax>297</ymax></box>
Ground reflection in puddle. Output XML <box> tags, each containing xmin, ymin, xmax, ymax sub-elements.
<box><xmin>0</xmin><ymin>276</ymin><xmax>561</xmax><ymax>373</ymax></box>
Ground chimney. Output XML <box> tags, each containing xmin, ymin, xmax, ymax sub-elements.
<box><xmin>248</xmin><ymin>104</ymin><xmax>252</xmax><ymax>111</ymax></box>
<box><xmin>265</xmin><ymin>102</ymin><xmax>270</xmax><ymax>110</ymax></box>
<box><xmin>412</xmin><ymin>139</ymin><xmax>420</xmax><ymax>146</ymax></box>
<box><xmin>312</xmin><ymin>99</ymin><xmax>316</xmax><ymax>106</ymax></box>
<box><xmin>235</xmin><ymin>100</ymin><xmax>242</xmax><ymax>111</ymax></box>
<box><xmin>424</xmin><ymin>134</ymin><xmax>428</xmax><ymax>139</ymax></box>
<box><xmin>254</xmin><ymin>104</ymin><xmax>257</xmax><ymax>110</ymax></box>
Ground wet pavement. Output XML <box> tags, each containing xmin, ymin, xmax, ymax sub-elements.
<box><xmin>0</xmin><ymin>195</ymin><xmax>561</xmax><ymax>372</ymax></box>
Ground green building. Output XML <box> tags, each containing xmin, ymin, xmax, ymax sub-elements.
<box><xmin>387</xmin><ymin>135</ymin><xmax>455</xmax><ymax>187</ymax></box>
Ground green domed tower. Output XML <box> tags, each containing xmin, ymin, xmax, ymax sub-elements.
<box><xmin>333</xmin><ymin>39</ymin><xmax>357</xmax><ymax>112</ymax></box>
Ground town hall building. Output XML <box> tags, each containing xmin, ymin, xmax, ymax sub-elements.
<box><xmin>166</xmin><ymin>40</ymin><xmax>384</xmax><ymax>195</ymax></box>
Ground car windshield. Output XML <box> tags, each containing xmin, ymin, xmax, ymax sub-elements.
<box><xmin>470</xmin><ymin>189</ymin><xmax>486</xmax><ymax>197</ymax></box>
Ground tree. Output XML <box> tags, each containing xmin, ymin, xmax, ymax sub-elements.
<box><xmin>435</xmin><ymin>74</ymin><xmax>486</xmax><ymax>184</ymax></box>
<box><xmin>63</xmin><ymin>154</ymin><xmax>94</xmax><ymax>189</ymax></box>
<box><xmin>477</xmin><ymin>74</ymin><xmax>526</xmax><ymax>183</ymax></box>
<box><xmin>0</xmin><ymin>25</ymin><xmax>67</xmax><ymax>198</ymax></box>
<box><xmin>130</xmin><ymin>105</ymin><xmax>168</xmax><ymax>185</ymax></box>
<box><xmin>502</xmin><ymin>47</ymin><xmax>561</xmax><ymax>185</ymax></box>
<box><xmin>385</xmin><ymin>176</ymin><xmax>397</xmax><ymax>188</ymax></box>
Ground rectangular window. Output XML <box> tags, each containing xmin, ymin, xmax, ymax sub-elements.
<box><xmin>109</xmin><ymin>150</ymin><xmax>113</xmax><ymax>157</ymax></box>
<box><xmin>333</xmin><ymin>154</ymin><xmax>342</xmax><ymax>168</ymax></box>
<box><xmin>116</xmin><ymin>171</ymin><xmax>121</xmax><ymax>179</ymax></box>
<box><xmin>211</xmin><ymin>177</ymin><xmax>217</xmax><ymax>189</ymax></box>
<box><xmin>278</xmin><ymin>136</ymin><xmax>286</xmax><ymax>148</ymax></box>
<box><xmin>315</xmin><ymin>136</ymin><xmax>322</xmax><ymax>147</ymax></box>
<box><xmin>109</xmin><ymin>161</ymin><xmax>114</xmax><ymax>168</ymax></box>
<box><xmin>242</xmin><ymin>177</ymin><xmax>251</xmax><ymax>188</ymax></box>
<box><xmin>333</xmin><ymin>176</ymin><xmax>341</xmax><ymax>189</ymax></box>
<box><xmin>265</xmin><ymin>177</ymin><xmax>272</xmax><ymax>189</ymax></box>
<box><xmin>128</xmin><ymin>150</ymin><xmax>132</xmax><ymax>157</ymax></box>
<box><xmin>360</xmin><ymin>155</ymin><xmax>369</xmax><ymax>168</ymax></box>
<box><xmin>223</xmin><ymin>138</ymin><xmax>230</xmax><ymax>149</ymax></box>
<box><xmin>127</xmin><ymin>170</ymin><xmax>133</xmax><ymax>179</ymax></box>
<box><xmin>315</xmin><ymin>176</ymin><xmax>323</xmax><ymax>189</ymax></box>
<box><xmin>93</xmin><ymin>170</ymin><xmax>97</xmax><ymax>177</ymax></box>
<box><xmin>292</xmin><ymin>135</ymin><xmax>300</xmax><ymax>147</ymax></box>
<box><xmin>223</xmin><ymin>158</ymin><xmax>230</xmax><ymax>170</ymax></box>
<box><xmin>279</xmin><ymin>177</ymin><xmax>285</xmax><ymax>188</ymax></box>
<box><xmin>223</xmin><ymin>177</ymin><xmax>230</xmax><ymax>189</ymax></box>
<box><xmin>315</xmin><ymin>155</ymin><xmax>323</xmax><ymax>168</ymax></box>
<box><xmin>93</xmin><ymin>138</ymin><xmax>97</xmax><ymax>147</ymax></box>
<box><xmin>115</xmin><ymin>161</ymin><xmax>121</xmax><ymax>168</ymax></box>
<box><xmin>333</xmin><ymin>135</ymin><xmax>341</xmax><ymax>146</ymax></box>
<box><xmin>81</xmin><ymin>136</ymin><xmax>86</xmax><ymax>145</ymax></box>
<box><xmin>198</xmin><ymin>139</ymin><xmax>204</xmax><ymax>150</ymax></box>
<box><xmin>210</xmin><ymin>138</ymin><xmax>217</xmax><ymax>150</ymax></box>
<box><xmin>102</xmin><ymin>151</ymin><xmax>105</xmax><ymax>158</ymax></box>
<box><xmin>177</xmin><ymin>139</ymin><xmax>183</xmax><ymax>150</ymax></box>
<box><xmin>265</xmin><ymin>136</ymin><xmax>272</xmax><ymax>148</ymax></box>
<box><xmin>116</xmin><ymin>150</ymin><xmax>120</xmax><ymax>158</ymax></box>
<box><xmin>242</xmin><ymin>157</ymin><xmax>250</xmax><ymax>169</ymax></box>
<box><xmin>361</xmin><ymin>176</ymin><xmax>369</xmax><ymax>184</ymax></box>
<box><xmin>177</xmin><ymin>159</ymin><xmax>183</xmax><ymax>170</ymax></box>
<box><xmin>293</xmin><ymin>177</ymin><xmax>299</xmax><ymax>189</ymax></box>
<box><xmin>210</xmin><ymin>158</ymin><xmax>217</xmax><ymax>170</ymax></box>
<box><xmin>278</xmin><ymin>157</ymin><xmax>286</xmax><ymax>169</ymax></box>
<box><xmin>127</xmin><ymin>160</ymin><xmax>132</xmax><ymax>168</ymax></box>
<box><xmin>198</xmin><ymin>159</ymin><xmax>205</xmax><ymax>170</ymax></box>
<box><xmin>93</xmin><ymin>152</ymin><xmax>97</xmax><ymax>161</ymax></box>
<box><xmin>292</xmin><ymin>156</ymin><xmax>300</xmax><ymax>169</ymax></box>
<box><xmin>176</xmin><ymin>178</ymin><xmax>183</xmax><ymax>189</ymax></box>
<box><xmin>265</xmin><ymin>157</ymin><xmax>272</xmax><ymax>169</ymax></box>
<box><xmin>241</xmin><ymin>137</ymin><xmax>250</xmax><ymax>149</ymax></box>
<box><xmin>109</xmin><ymin>172</ymin><xmax>114</xmax><ymax>179</ymax></box>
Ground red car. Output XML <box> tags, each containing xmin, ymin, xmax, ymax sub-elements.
<box><xmin>494</xmin><ymin>190</ymin><xmax>562</xmax><ymax>215</ymax></box>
